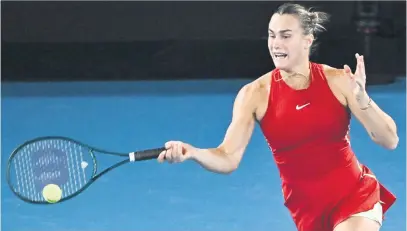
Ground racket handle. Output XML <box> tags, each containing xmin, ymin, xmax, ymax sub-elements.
<box><xmin>129</xmin><ymin>147</ymin><xmax>166</xmax><ymax>161</ymax></box>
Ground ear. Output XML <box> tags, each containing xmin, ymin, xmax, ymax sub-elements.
<box><xmin>304</xmin><ymin>34</ymin><xmax>314</xmax><ymax>49</ymax></box>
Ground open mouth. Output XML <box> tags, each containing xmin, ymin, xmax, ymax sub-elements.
<box><xmin>274</xmin><ymin>53</ymin><xmax>288</xmax><ymax>59</ymax></box>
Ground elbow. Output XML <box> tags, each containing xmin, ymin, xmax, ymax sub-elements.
<box><xmin>216</xmin><ymin>146</ymin><xmax>241</xmax><ymax>174</ymax></box>
<box><xmin>385</xmin><ymin>135</ymin><xmax>399</xmax><ymax>150</ymax></box>
<box><xmin>221</xmin><ymin>167</ymin><xmax>237</xmax><ymax>175</ymax></box>
<box><xmin>226</xmin><ymin>161</ymin><xmax>239</xmax><ymax>174</ymax></box>
<box><xmin>373</xmin><ymin>132</ymin><xmax>399</xmax><ymax>150</ymax></box>
<box><xmin>384</xmin><ymin>120</ymin><xmax>399</xmax><ymax>150</ymax></box>
<box><xmin>213</xmin><ymin>164</ymin><xmax>237</xmax><ymax>175</ymax></box>
<box><xmin>219</xmin><ymin>158</ymin><xmax>239</xmax><ymax>175</ymax></box>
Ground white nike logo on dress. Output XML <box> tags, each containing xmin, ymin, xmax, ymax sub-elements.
<box><xmin>296</xmin><ymin>103</ymin><xmax>310</xmax><ymax>110</ymax></box>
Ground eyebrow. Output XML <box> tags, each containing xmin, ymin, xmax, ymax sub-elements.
<box><xmin>268</xmin><ymin>29</ymin><xmax>292</xmax><ymax>33</ymax></box>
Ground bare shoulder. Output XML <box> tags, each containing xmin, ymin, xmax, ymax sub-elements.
<box><xmin>232</xmin><ymin>71</ymin><xmax>271</xmax><ymax>111</ymax></box>
<box><xmin>321</xmin><ymin>64</ymin><xmax>346</xmax><ymax>80</ymax></box>
<box><xmin>239</xmin><ymin>71</ymin><xmax>271</xmax><ymax>101</ymax></box>
<box><xmin>248</xmin><ymin>71</ymin><xmax>272</xmax><ymax>91</ymax></box>
<box><xmin>233</xmin><ymin>71</ymin><xmax>272</xmax><ymax>120</ymax></box>
<box><xmin>320</xmin><ymin>64</ymin><xmax>348</xmax><ymax>106</ymax></box>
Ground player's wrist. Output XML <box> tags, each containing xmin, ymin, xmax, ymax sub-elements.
<box><xmin>188</xmin><ymin>147</ymin><xmax>200</xmax><ymax>161</ymax></box>
<box><xmin>356</xmin><ymin>91</ymin><xmax>371</xmax><ymax>109</ymax></box>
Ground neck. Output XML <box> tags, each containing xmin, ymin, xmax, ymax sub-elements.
<box><xmin>280</xmin><ymin>60</ymin><xmax>311</xmax><ymax>79</ymax></box>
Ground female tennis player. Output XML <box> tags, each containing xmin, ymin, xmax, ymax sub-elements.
<box><xmin>158</xmin><ymin>3</ymin><xmax>398</xmax><ymax>231</ymax></box>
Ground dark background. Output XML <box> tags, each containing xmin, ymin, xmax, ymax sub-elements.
<box><xmin>2</xmin><ymin>1</ymin><xmax>406</xmax><ymax>84</ymax></box>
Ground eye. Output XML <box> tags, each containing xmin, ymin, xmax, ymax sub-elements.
<box><xmin>282</xmin><ymin>35</ymin><xmax>291</xmax><ymax>39</ymax></box>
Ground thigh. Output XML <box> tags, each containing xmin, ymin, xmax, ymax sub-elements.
<box><xmin>333</xmin><ymin>216</ymin><xmax>381</xmax><ymax>231</ymax></box>
<box><xmin>333</xmin><ymin>202</ymin><xmax>383</xmax><ymax>231</ymax></box>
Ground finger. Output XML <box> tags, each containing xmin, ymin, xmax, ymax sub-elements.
<box><xmin>355</xmin><ymin>53</ymin><xmax>364</xmax><ymax>66</ymax></box>
<box><xmin>343</xmin><ymin>65</ymin><xmax>354</xmax><ymax>78</ymax></box>
<box><xmin>355</xmin><ymin>53</ymin><xmax>364</xmax><ymax>67</ymax></box>
<box><xmin>163</xmin><ymin>141</ymin><xmax>177</xmax><ymax>162</ymax></box>
<box><xmin>355</xmin><ymin>53</ymin><xmax>360</xmax><ymax>68</ymax></box>
<box><xmin>358</xmin><ymin>55</ymin><xmax>366</xmax><ymax>78</ymax></box>
<box><xmin>173</xmin><ymin>142</ymin><xmax>183</xmax><ymax>162</ymax></box>
<box><xmin>157</xmin><ymin>150</ymin><xmax>166</xmax><ymax>163</ymax></box>
<box><xmin>167</xmin><ymin>143</ymin><xmax>174</xmax><ymax>162</ymax></box>
<box><xmin>344</xmin><ymin>64</ymin><xmax>351</xmax><ymax>72</ymax></box>
<box><xmin>165</xmin><ymin>141</ymin><xmax>175</xmax><ymax>149</ymax></box>
<box><xmin>177</xmin><ymin>142</ymin><xmax>183</xmax><ymax>156</ymax></box>
<box><xmin>169</xmin><ymin>142</ymin><xmax>178</xmax><ymax>161</ymax></box>
<box><xmin>162</xmin><ymin>146</ymin><xmax>172</xmax><ymax>163</ymax></box>
<box><xmin>175</xmin><ymin>142</ymin><xmax>184</xmax><ymax>162</ymax></box>
<box><xmin>168</xmin><ymin>147</ymin><xmax>176</xmax><ymax>163</ymax></box>
<box><xmin>158</xmin><ymin>141</ymin><xmax>173</xmax><ymax>163</ymax></box>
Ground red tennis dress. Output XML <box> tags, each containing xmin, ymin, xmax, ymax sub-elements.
<box><xmin>260</xmin><ymin>62</ymin><xmax>396</xmax><ymax>231</ymax></box>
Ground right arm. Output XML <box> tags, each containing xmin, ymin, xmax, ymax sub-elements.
<box><xmin>158</xmin><ymin>83</ymin><xmax>259</xmax><ymax>174</ymax></box>
<box><xmin>189</xmin><ymin>83</ymin><xmax>258</xmax><ymax>174</ymax></box>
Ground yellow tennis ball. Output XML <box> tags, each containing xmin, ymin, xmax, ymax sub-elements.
<box><xmin>42</xmin><ymin>184</ymin><xmax>62</xmax><ymax>203</ymax></box>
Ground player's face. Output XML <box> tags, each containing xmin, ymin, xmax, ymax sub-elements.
<box><xmin>268</xmin><ymin>14</ymin><xmax>312</xmax><ymax>71</ymax></box>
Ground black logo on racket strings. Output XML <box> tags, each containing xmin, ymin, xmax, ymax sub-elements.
<box><xmin>31</xmin><ymin>148</ymin><xmax>69</xmax><ymax>191</ymax></box>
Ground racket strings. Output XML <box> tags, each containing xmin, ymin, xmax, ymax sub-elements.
<box><xmin>63</xmin><ymin>140</ymin><xmax>87</xmax><ymax>196</ymax></box>
<box><xmin>13</xmin><ymin>142</ymin><xmax>44</xmax><ymax>201</ymax></box>
<box><xmin>9</xmin><ymin>139</ymin><xmax>93</xmax><ymax>202</ymax></box>
<box><xmin>21</xmin><ymin>146</ymin><xmax>37</xmax><ymax>200</ymax></box>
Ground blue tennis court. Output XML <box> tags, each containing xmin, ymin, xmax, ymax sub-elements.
<box><xmin>2</xmin><ymin>78</ymin><xmax>405</xmax><ymax>231</ymax></box>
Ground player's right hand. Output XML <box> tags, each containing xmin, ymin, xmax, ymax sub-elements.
<box><xmin>157</xmin><ymin>141</ymin><xmax>195</xmax><ymax>163</ymax></box>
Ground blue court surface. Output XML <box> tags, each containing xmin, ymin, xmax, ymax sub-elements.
<box><xmin>2</xmin><ymin>78</ymin><xmax>406</xmax><ymax>231</ymax></box>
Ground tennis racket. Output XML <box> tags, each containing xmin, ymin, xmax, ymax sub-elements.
<box><xmin>6</xmin><ymin>136</ymin><xmax>166</xmax><ymax>205</ymax></box>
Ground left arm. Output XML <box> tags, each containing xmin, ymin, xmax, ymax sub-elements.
<box><xmin>332</xmin><ymin>54</ymin><xmax>399</xmax><ymax>150</ymax></box>
<box><xmin>346</xmin><ymin>89</ymin><xmax>398</xmax><ymax>150</ymax></box>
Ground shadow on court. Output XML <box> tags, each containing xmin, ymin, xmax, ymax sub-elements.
<box><xmin>1</xmin><ymin>78</ymin><xmax>405</xmax><ymax>231</ymax></box>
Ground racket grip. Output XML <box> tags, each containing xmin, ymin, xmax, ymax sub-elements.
<box><xmin>129</xmin><ymin>147</ymin><xmax>166</xmax><ymax>161</ymax></box>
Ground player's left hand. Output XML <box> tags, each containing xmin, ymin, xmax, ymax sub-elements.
<box><xmin>343</xmin><ymin>53</ymin><xmax>369</xmax><ymax>106</ymax></box>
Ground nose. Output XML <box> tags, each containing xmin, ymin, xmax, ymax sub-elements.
<box><xmin>269</xmin><ymin>37</ymin><xmax>282</xmax><ymax>51</ymax></box>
